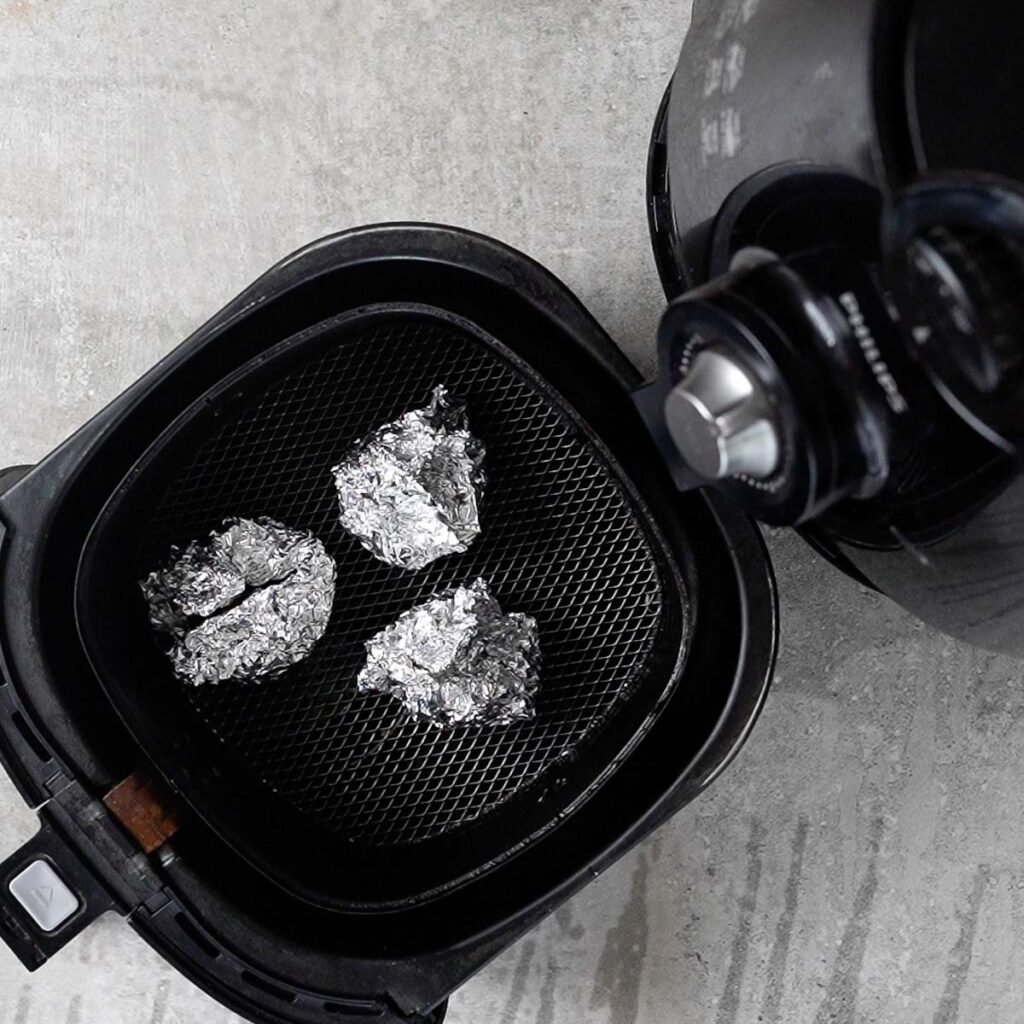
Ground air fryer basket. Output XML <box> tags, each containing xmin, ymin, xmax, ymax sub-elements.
<box><xmin>76</xmin><ymin>302</ymin><xmax>693</xmax><ymax>909</ymax></box>
<box><xmin>0</xmin><ymin>227</ymin><xmax>776</xmax><ymax>1023</ymax></box>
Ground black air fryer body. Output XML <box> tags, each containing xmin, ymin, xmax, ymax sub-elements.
<box><xmin>646</xmin><ymin>0</ymin><xmax>1024</xmax><ymax>654</ymax></box>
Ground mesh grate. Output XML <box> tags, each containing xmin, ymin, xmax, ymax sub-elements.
<box><xmin>137</xmin><ymin>316</ymin><xmax>667</xmax><ymax>847</ymax></box>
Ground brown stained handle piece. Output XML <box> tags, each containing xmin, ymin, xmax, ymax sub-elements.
<box><xmin>103</xmin><ymin>771</ymin><xmax>181</xmax><ymax>855</ymax></box>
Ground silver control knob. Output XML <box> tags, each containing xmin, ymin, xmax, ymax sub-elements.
<box><xmin>664</xmin><ymin>348</ymin><xmax>780</xmax><ymax>481</ymax></box>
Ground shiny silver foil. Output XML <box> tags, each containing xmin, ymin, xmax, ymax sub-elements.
<box><xmin>332</xmin><ymin>386</ymin><xmax>486</xmax><ymax>571</ymax></box>
<box><xmin>141</xmin><ymin>518</ymin><xmax>336</xmax><ymax>686</ymax></box>
<box><xmin>358</xmin><ymin>579</ymin><xmax>540</xmax><ymax>727</ymax></box>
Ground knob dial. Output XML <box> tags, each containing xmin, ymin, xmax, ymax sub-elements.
<box><xmin>663</xmin><ymin>348</ymin><xmax>780</xmax><ymax>481</ymax></box>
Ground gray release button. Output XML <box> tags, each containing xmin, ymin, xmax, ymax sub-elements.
<box><xmin>9</xmin><ymin>860</ymin><xmax>80</xmax><ymax>933</ymax></box>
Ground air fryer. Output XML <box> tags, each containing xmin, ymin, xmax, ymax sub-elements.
<box><xmin>0</xmin><ymin>2</ymin><xmax>1020</xmax><ymax>1022</ymax></box>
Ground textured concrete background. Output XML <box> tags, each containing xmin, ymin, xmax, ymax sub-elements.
<box><xmin>0</xmin><ymin>1</ymin><xmax>1021</xmax><ymax>1022</ymax></box>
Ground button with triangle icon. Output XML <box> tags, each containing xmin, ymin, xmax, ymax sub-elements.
<box><xmin>8</xmin><ymin>860</ymin><xmax>80</xmax><ymax>933</ymax></box>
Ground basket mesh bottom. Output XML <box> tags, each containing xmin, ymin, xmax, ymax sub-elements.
<box><xmin>138</xmin><ymin>315</ymin><xmax>667</xmax><ymax>846</ymax></box>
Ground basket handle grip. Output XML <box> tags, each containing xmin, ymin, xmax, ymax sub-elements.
<box><xmin>0</xmin><ymin>816</ymin><xmax>116</xmax><ymax>970</ymax></box>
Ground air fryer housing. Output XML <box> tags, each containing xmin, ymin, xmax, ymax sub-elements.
<box><xmin>647</xmin><ymin>0</ymin><xmax>1024</xmax><ymax>654</ymax></box>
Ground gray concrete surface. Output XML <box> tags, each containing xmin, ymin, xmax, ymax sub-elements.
<box><xmin>0</xmin><ymin>1</ymin><xmax>1021</xmax><ymax>1022</ymax></box>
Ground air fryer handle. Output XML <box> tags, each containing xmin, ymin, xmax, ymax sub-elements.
<box><xmin>0</xmin><ymin>815</ymin><xmax>117</xmax><ymax>970</ymax></box>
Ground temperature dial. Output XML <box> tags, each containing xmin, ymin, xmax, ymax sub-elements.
<box><xmin>663</xmin><ymin>348</ymin><xmax>780</xmax><ymax>481</ymax></box>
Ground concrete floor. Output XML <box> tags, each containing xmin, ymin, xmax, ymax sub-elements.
<box><xmin>0</xmin><ymin>1</ymin><xmax>1021</xmax><ymax>1022</ymax></box>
